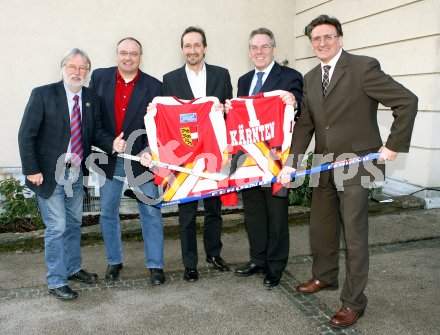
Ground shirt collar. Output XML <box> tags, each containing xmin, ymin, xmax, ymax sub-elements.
<box><xmin>185</xmin><ymin>62</ymin><xmax>206</xmax><ymax>76</ymax></box>
<box><xmin>64</xmin><ymin>84</ymin><xmax>82</xmax><ymax>101</ymax></box>
<box><xmin>116</xmin><ymin>68</ymin><xmax>140</xmax><ymax>84</ymax></box>
<box><xmin>321</xmin><ymin>48</ymin><xmax>343</xmax><ymax>69</ymax></box>
<box><xmin>254</xmin><ymin>60</ymin><xmax>275</xmax><ymax>76</ymax></box>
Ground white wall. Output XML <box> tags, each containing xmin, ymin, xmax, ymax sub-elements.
<box><xmin>2</xmin><ymin>0</ymin><xmax>439</xmax><ymax>189</ymax></box>
<box><xmin>0</xmin><ymin>0</ymin><xmax>296</xmax><ymax>168</ymax></box>
<box><xmin>295</xmin><ymin>0</ymin><xmax>440</xmax><ymax>187</ymax></box>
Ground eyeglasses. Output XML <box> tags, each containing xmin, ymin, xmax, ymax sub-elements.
<box><xmin>118</xmin><ymin>51</ymin><xmax>141</xmax><ymax>57</ymax></box>
<box><xmin>250</xmin><ymin>44</ymin><xmax>273</xmax><ymax>53</ymax></box>
<box><xmin>65</xmin><ymin>65</ymin><xmax>89</xmax><ymax>72</ymax></box>
<box><xmin>310</xmin><ymin>35</ymin><xmax>339</xmax><ymax>44</ymax></box>
<box><xmin>183</xmin><ymin>43</ymin><xmax>204</xmax><ymax>50</ymax></box>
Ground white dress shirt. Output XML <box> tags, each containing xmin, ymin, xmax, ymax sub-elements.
<box><xmin>185</xmin><ymin>63</ymin><xmax>207</xmax><ymax>98</ymax></box>
<box><xmin>248</xmin><ymin>61</ymin><xmax>275</xmax><ymax>96</ymax></box>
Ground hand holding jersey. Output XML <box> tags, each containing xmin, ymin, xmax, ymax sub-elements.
<box><xmin>224</xmin><ymin>89</ymin><xmax>296</xmax><ymax>114</ymax></box>
<box><xmin>143</xmin><ymin>91</ymin><xmax>296</xmax><ymax>205</ymax></box>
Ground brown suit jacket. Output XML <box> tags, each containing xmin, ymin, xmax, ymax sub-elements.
<box><xmin>290</xmin><ymin>50</ymin><xmax>418</xmax><ymax>187</ymax></box>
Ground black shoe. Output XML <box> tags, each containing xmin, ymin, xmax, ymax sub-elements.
<box><xmin>48</xmin><ymin>285</ymin><xmax>78</xmax><ymax>300</ymax></box>
<box><xmin>183</xmin><ymin>268</ymin><xmax>199</xmax><ymax>282</ymax></box>
<box><xmin>105</xmin><ymin>263</ymin><xmax>123</xmax><ymax>281</ymax></box>
<box><xmin>234</xmin><ymin>261</ymin><xmax>267</xmax><ymax>277</ymax></box>
<box><xmin>206</xmin><ymin>256</ymin><xmax>230</xmax><ymax>272</ymax></box>
<box><xmin>263</xmin><ymin>271</ymin><xmax>283</xmax><ymax>287</ymax></box>
<box><xmin>150</xmin><ymin>268</ymin><xmax>166</xmax><ymax>285</ymax></box>
<box><xmin>68</xmin><ymin>269</ymin><xmax>98</xmax><ymax>284</ymax></box>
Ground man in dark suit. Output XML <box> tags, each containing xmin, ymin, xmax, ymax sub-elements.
<box><xmin>18</xmin><ymin>48</ymin><xmax>125</xmax><ymax>300</ymax></box>
<box><xmin>88</xmin><ymin>37</ymin><xmax>166</xmax><ymax>285</ymax></box>
<box><xmin>231</xmin><ymin>28</ymin><xmax>303</xmax><ymax>288</ymax></box>
<box><xmin>162</xmin><ymin>26</ymin><xmax>233</xmax><ymax>282</ymax></box>
<box><xmin>278</xmin><ymin>15</ymin><xmax>418</xmax><ymax>328</ymax></box>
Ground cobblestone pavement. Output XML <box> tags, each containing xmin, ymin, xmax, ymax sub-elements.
<box><xmin>282</xmin><ymin>238</ymin><xmax>440</xmax><ymax>335</ymax></box>
<box><xmin>1</xmin><ymin>238</ymin><xmax>439</xmax><ymax>334</ymax></box>
<box><xmin>0</xmin><ymin>208</ymin><xmax>439</xmax><ymax>335</ymax></box>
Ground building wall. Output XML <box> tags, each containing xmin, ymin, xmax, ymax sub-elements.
<box><xmin>1</xmin><ymin>0</ymin><xmax>439</xmax><ymax>189</ymax></box>
<box><xmin>0</xmin><ymin>0</ymin><xmax>296</xmax><ymax>169</ymax></box>
<box><xmin>295</xmin><ymin>0</ymin><xmax>440</xmax><ymax>188</ymax></box>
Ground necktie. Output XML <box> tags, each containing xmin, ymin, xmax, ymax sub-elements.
<box><xmin>322</xmin><ymin>65</ymin><xmax>331</xmax><ymax>96</ymax></box>
<box><xmin>70</xmin><ymin>95</ymin><xmax>84</xmax><ymax>166</ymax></box>
<box><xmin>251</xmin><ymin>71</ymin><xmax>264</xmax><ymax>95</ymax></box>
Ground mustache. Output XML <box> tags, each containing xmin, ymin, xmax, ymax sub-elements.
<box><xmin>69</xmin><ymin>74</ymin><xmax>85</xmax><ymax>80</ymax></box>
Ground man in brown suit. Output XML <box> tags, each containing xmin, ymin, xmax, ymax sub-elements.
<box><xmin>278</xmin><ymin>15</ymin><xmax>418</xmax><ymax>328</ymax></box>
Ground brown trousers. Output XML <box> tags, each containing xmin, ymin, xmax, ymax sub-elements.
<box><xmin>309</xmin><ymin>177</ymin><xmax>369</xmax><ymax>311</ymax></box>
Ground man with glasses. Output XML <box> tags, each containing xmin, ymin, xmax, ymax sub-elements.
<box><xmin>278</xmin><ymin>15</ymin><xmax>417</xmax><ymax>328</ymax></box>
<box><xmin>230</xmin><ymin>28</ymin><xmax>303</xmax><ymax>288</ymax></box>
<box><xmin>160</xmin><ymin>26</ymin><xmax>233</xmax><ymax>282</ymax></box>
<box><xmin>18</xmin><ymin>48</ymin><xmax>126</xmax><ymax>300</ymax></box>
<box><xmin>89</xmin><ymin>37</ymin><xmax>166</xmax><ymax>285</ymax></box>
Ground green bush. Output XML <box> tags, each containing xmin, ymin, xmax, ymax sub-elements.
<box><xmin>288</xmin><ymin>152</ymin><xmax>313</xmax><ymax>207</ymax></box>
<box><xmin>0</xmin><ymin>176</ymin><xmax>43</xmax><ymax>231</ymax></box>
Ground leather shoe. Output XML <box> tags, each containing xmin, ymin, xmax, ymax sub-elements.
<box><xmin>68</xmin><ymin>269</ymin><xmax>98</xmax><ymax>284</ymax></box>
<box><xmin>183</xmin><ymin>268</ymin><xmax>199</xmax><ymax>282</ymax></box>
<box><xmin>329</xmin><ymin>307</ymin><xmax>364</xmax><ymax>328</ymax></box>
<box><xmin>48</xmin><ymin>285</ymin><xmax>78</xmax><ymax>300</ymax></box>
<box><xmin>263</xmin><ymin>271</ymin><xmax>282</xmax><ymax>287</ymax></box>
<box><xmin>105</xmin><ymin>263</ymin><xmax>123</xmax><ymax>281</ymax></box>
<box><xmin>234</xmin><ymin>261</ymin><xmax>267</xmax><ymax>277</ymax></box>
<box><xmin>296</xmin><ymin>278</ymin><xmax>338</xmax><ymax>294</ymax></box>
<box><xmin>206</xmin><ymin>256</ymin><xmax>230</xmax><ymax>272</ymax></box>
<box><xmin>150</xmin><ymin>268</ymin><xmax>166</xmax><ymax>285</ymax></box>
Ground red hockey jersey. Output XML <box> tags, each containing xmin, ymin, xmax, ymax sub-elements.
<box><xmin>145</xmin><ymin>96</ymin><xmax>233</xmax><ymax>203</ymax></box>
<box><xmin>226</xmin><ymin>91</ymin><xmax>296</xmax><ymax>195</ymax></box>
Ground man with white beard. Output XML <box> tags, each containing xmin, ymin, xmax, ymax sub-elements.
<box><xmin>18</xmin><ymin>48</ymin><xmax>125</xmax><ymax>300</ymax></box>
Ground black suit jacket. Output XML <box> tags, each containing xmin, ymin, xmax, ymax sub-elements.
<box><xmin>236</xmin><ymin>62</ymin><xmax>303</xmax><ymax>194</ymax></box>
<box><xmin>163</xmin><ymin>63</ymin><xmax>232</xmax><ymax>102</ymax></box>
<box><xmin>18</xmin><ymin>81</ymin><xmax>114</xmax><ymax>199</ymax></box>
<box><xmin>237</xmin><ymin>62</ymin><xmax>303</xmax><ymax>110</ymax></box>
<box><xmin>161</xmin><ymin>62</ymin><xmax>233</xmax><ymax>263</ymax></box>
<box><xmin>89</xmin><ymin>67</ymin><xmax>162</xmax><ymax>180</ymax></box>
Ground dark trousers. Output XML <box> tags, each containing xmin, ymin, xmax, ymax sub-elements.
<box><xmin>242</xmin><ymin>186</ymin><xmax>289</xmax><ymax>272</ymax></box>
<box><xmin>178</xmin><ymin>196</ymin><xmax>223</xmax><ymax>268</ymax></box>
<box><xmin>310</xmin><ymin>180</ymin><xmax>369</xmax><ymax>311</ymax></box>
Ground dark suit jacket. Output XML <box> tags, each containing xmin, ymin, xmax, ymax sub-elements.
<box><xmin>161</xmin><ymin>62</ymin><xmax>233</xmax><ymax>263</ymax></box>
<box><xmin>163</xmin><ymin>63</ymin><xmax>232</xmax><ymax>102</ymax></box>
<box><xmin>18</xmin><ymin>81</ymin><xmax>114</xmax><ymax>199</ymax></box>
<box><xmin>290</xmin><ymin>50</ymin><xmax>418</xmax><ymax>186</ymax></box>
<box><xmin>237</xmin><ymin>62</ymin><xmax>303</xmax><ymax>110</ymax></box>
<box><xmin>89</xmin><ymin>67</ymin><xmax>162</xmax><ymax>180</ymax></box>
<box><xmin>236</xmin><ymin>62</ymin><xmax>303</xmax><ymax>267</ymax></box>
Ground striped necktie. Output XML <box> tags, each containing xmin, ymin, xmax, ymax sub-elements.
<box><xmin>70</xmin><ymin>95</ymin><xmax>84</xmax><ymax>166</ymax></box>
<box><xmin>322</xmin><ymin>65</ymin><xmax>331</xmax><ymax>96</ymax></box>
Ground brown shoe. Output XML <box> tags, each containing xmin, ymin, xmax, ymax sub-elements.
<box><xmin>295</xmin><ymin>278</ymin><xmax>338</xmax><ymax>294</ymax></box>
<box><xmin>329</xmin><ymin>307</ymin><xmax>364</xmax><ymax>328</ymax></box>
